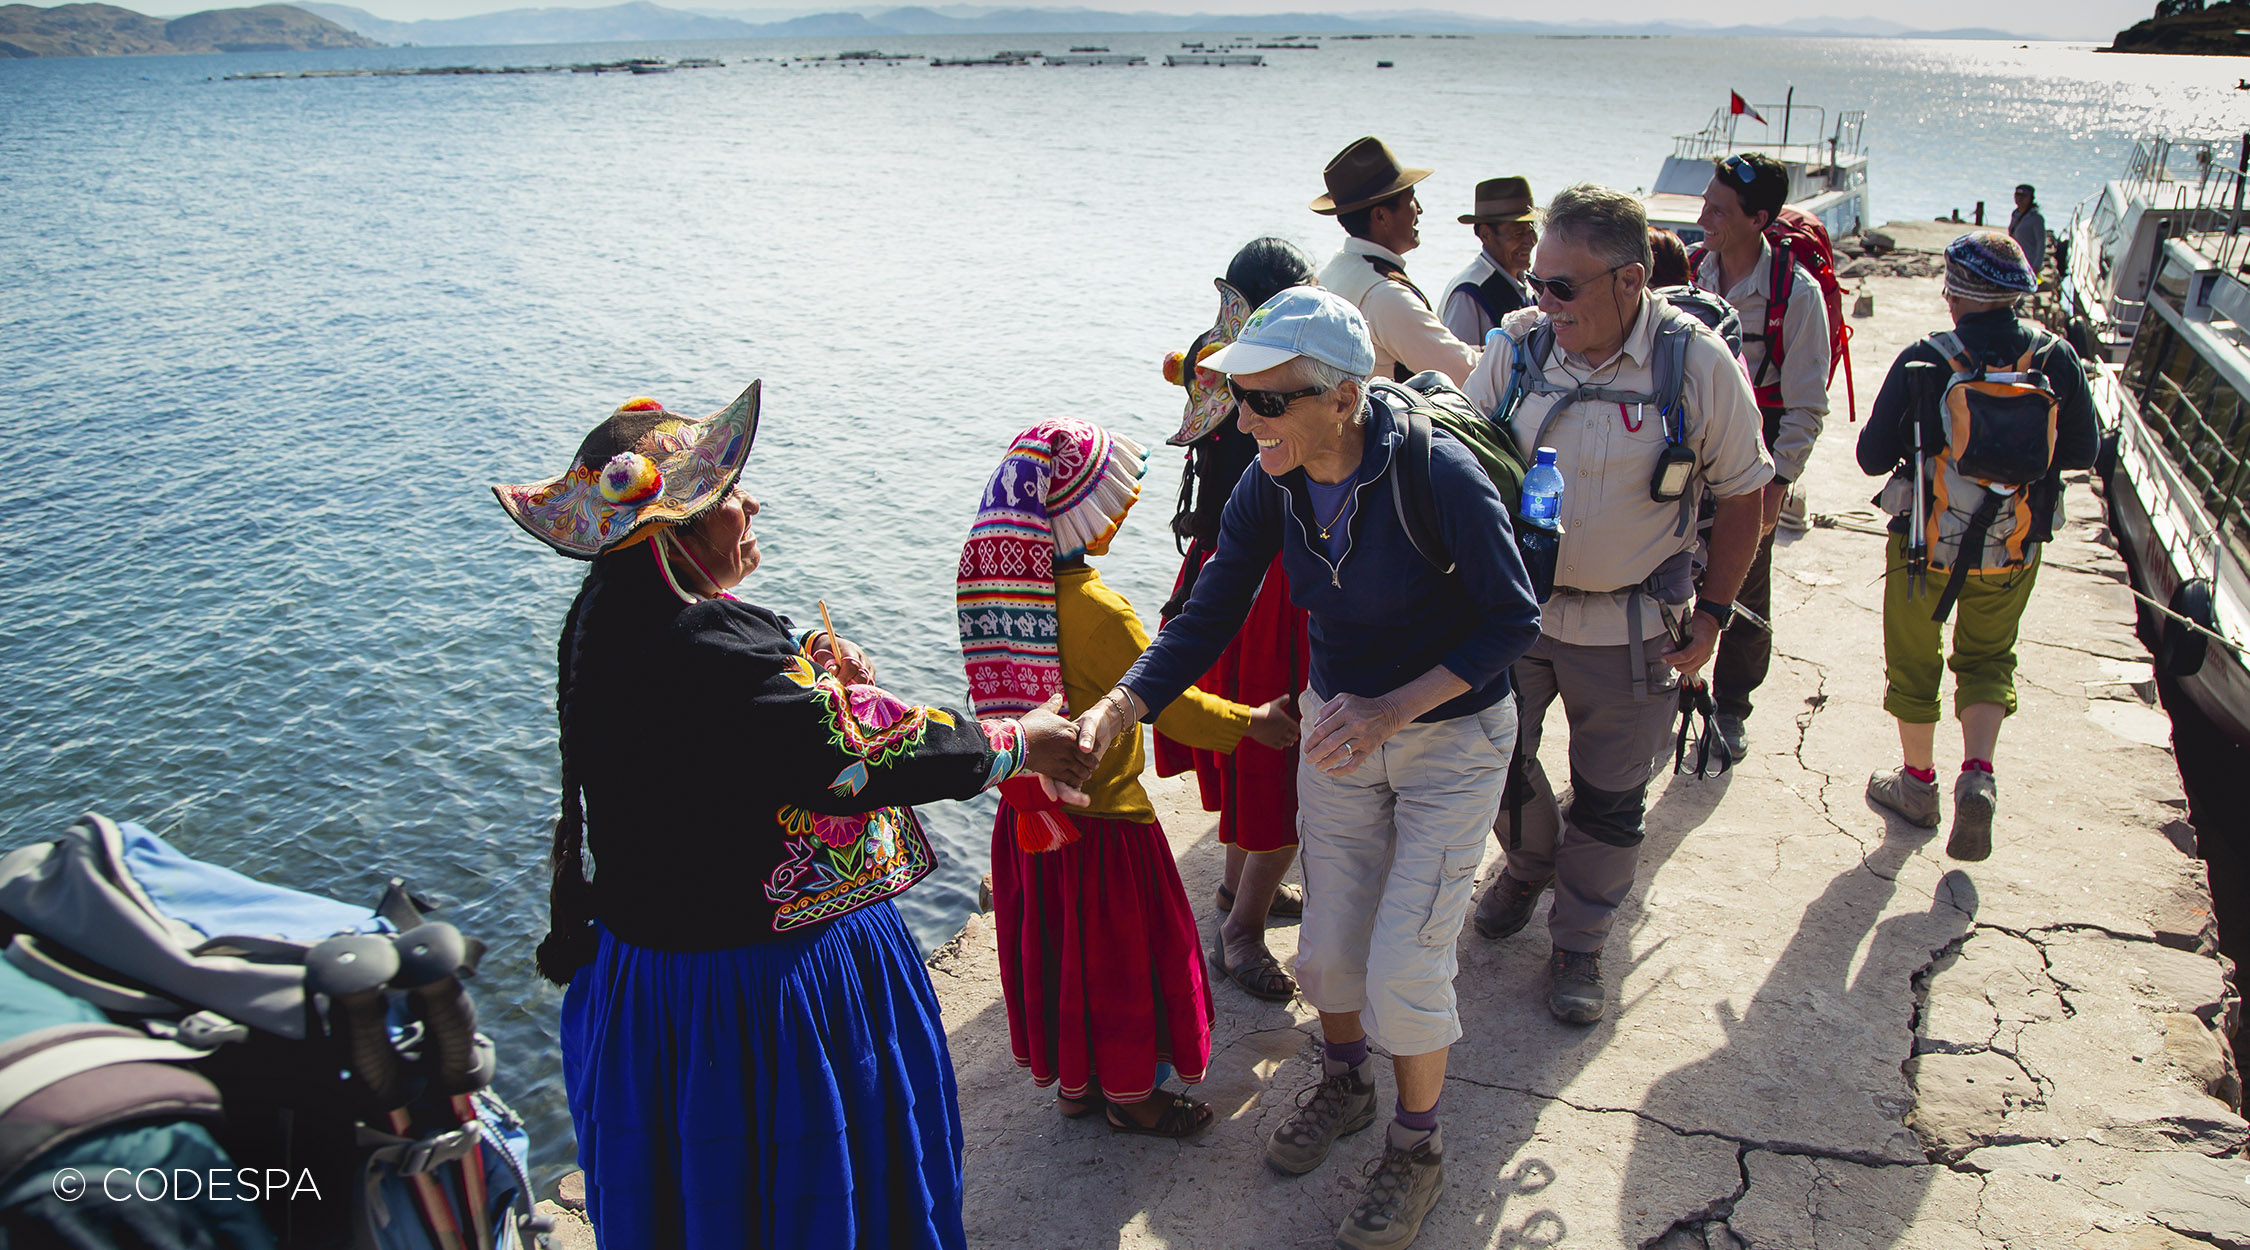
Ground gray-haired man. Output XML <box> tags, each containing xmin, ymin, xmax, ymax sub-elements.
<box><xmin>1465</xmin><ymin>185</ymin><xmax>1773</xmax><ymax>1023</ymax></box>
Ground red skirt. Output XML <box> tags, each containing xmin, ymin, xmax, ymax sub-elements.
<box><xmin>989</xmin><ymin>801</ymin><xmax>1213</xmax><ymax>1103</ymax></box>
<box><xmin>1152</xmin><ymin>549</ymin><xmax>1309</xmax><ymax>852</ymax></box>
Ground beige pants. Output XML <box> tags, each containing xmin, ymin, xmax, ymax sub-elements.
<box><xmin>1295</xmin><ymin>690</ymin><xmax>1517</xmax><ymax>1057</ymax></box>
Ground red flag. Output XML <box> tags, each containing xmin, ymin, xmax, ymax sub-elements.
<box><xmin>1729</xmin><ymin>91</ymin><xmax>1766</xmax><ymax>124</ymax></box>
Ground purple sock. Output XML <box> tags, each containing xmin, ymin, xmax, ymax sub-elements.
<box><xmin>1394</xmin><ymin>1099</ymin><xmax>1440</xmax><ymax>1133</ymax></box>
<box><xmin>1324</xmin><ymin>1037</ymin><xmax>1369</xmax><ymax>1070</ymax></box>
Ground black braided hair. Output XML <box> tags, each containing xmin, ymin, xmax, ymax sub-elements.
<box><xmin>1161</xmin><ymin>238</ymin><xmax>1316</xmax><ymax>616</ymax></box>
<box><xmin>534</xmin><ymin>562</ymin><xmax>602</xmax><ymax>984</ymax></box>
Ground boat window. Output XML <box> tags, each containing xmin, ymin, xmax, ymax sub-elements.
<box><xmin>2131</xmin><ymin>317</ymin><xmax>2250</xmax><ymax>560</ymax></box>
<box><xmin>2152</xmin><ymin>255</ymin><xmax>2192</xmax><ymax>304</ymax></box>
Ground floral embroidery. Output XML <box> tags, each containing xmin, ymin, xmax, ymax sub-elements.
<box><xmin>785</xmin><ymin>661</ymin><xmax>942</xmax><ymax>770</ymax></box>
<box><xmin>765</xmin><ymin>803</ymin><xmax>931</xmax><ymax>932</ymax></box>
<box><xmin>979</xmin><ymin>717</ymin><xmax>1026</xmax><ymax>791</ymax></box>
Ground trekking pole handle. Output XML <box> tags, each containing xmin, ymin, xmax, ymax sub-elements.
<box><xmin>305</xmin><ymin>934</ymin><xmax>411</xmax><ymax>1112</ymax></box>
<box><xmin>392</xmin><ymin>923</ymin><xmax>493</xmax><ymax>1095</ymax></box>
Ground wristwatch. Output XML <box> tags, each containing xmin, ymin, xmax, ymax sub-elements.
<box><xmin>1694</xmin><ymin>598</ymin><xmax>1735</xmax><ymax>630</ymax></box>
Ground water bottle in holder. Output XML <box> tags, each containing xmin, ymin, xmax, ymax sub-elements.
<box><xmin>1517</xmin><ymin>446</ymin><xmax>1564</xmax><ymax>603</ymax></box>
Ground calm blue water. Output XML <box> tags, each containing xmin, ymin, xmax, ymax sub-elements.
<box><xmin>2</xmin><ymin>31</ymin><xmax>2242</xmax><ymax>1179</ymax></box>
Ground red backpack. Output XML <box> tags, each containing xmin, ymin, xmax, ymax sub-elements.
<box><xmin>1692</xmin><ymin>206</ymin><xmax>1858</xmax><ymax>420</ymax></box>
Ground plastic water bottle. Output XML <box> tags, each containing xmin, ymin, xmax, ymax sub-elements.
<box><xmin>1517</xmin><ymin>447</ymin><xmax>1564</xmax><ymax>602</ymax></box>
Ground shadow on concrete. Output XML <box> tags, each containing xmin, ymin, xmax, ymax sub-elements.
<box><xmin>1618</xmin><ymin>835</ymin><xmax>1976</xmax><ymax>1244</ymax></box>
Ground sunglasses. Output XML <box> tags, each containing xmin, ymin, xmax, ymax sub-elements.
<box><xmin>1721</xmin><ymin>154</ymin><xmax>1758</xmax><ymax>184</ymax></box>
<box><xmin>1228</xmin><ymin>378</ymin><xmax>1325</xmax><ymax>418</ymax></box>
<box><xmin>1523</xmin><ymin>264</ymin><xmax>1626</xmax><ymax>304</ymax></box>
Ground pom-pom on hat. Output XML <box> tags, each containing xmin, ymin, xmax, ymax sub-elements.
<box><xmin>491</xmin><ymin>383</ymin><xmax>760</xmax><ymax>560</ymax></box>
<box><xmin>1944</xmin><ymin>231</ymin><xmax>2035</xmax><ymax>304</ymax></box>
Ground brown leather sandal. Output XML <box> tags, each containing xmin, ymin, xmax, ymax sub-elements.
<box><xmin>1105</xmin><ymin>1090</ymin><xmax>1213</xmax><ymax>1138</ymax></box>
<box><xmin>1212</xmin><ymin>941</ymin><xmax>1298</xmax><ymax>1003</ymax></box>
<box><xmin>1215</xmin><ymin>881</ymin><xmax>1304</xmax><ymax>918</ymax></box>
<box><xmin>1056</xmin><ymin>1092</ymin><xmax>1101</xmax><ymax>1119</ymax></box>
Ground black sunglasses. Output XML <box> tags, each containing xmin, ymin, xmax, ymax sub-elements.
<box><xmin>1228</xmin><ymin>378</ymin><xmax>1325</xmax><ymax>418</ymax></box>
<box><xmin>1721</xmin><ymin>154</ymin><xmax>1758</xmax><ymax>184</ymax></box>
<box><xmin>1523</xmin><ymin>264</ymin><xmax>1626</xmax><ymax>304</ymax></box>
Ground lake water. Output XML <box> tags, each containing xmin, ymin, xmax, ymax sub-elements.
<box><xmin>2</xmin><ymin>31</ymin><xmax>2242</xmax><ymax>1179</ymax></box>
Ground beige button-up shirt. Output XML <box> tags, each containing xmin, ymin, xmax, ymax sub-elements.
<box><xmin>1465</xmin><ymin>294</ymin><xmax>1774</xmax><ymax>646</ymax></box>
<box><xmin>1319</xmin><ymin>238</ymin><xmax>1480</xmax><ymax>385</ymax></box>
<box><xmin>1692</xmin><ymin>237</ymin><xmax>1831</xmax><ymax>484</ymax></box>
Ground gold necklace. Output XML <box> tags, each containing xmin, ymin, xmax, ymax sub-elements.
<box><xmin>1317</xmin><ymin>484</ymin><xmax>1355</xmax><ymax>540</ymax></box>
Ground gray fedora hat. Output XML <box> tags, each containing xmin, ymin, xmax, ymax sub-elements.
<box><xmin>1459</xmin><ymin>176</ymin><xmax>1536</xmax><ymax>224</ymax></box>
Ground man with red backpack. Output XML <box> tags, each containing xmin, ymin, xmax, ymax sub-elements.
<box><xmin>1692</xmin><ymin>152</ymin><xmax>1834</xmax><ymax>759</ymax></box>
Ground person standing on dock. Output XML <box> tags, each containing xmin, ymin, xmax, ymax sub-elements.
<box><xmin>1314</xmin><ymin>136</ymin><xmax>1481</xmax><ymax>385</ymax></box>
<box><xmin>1077</xmin><ymin>287</ymin><xmax>1539</xmax><ymax>1250</ymax></box>
<box><xmin>2009</xmin><ymin>184</ymin><xmax>2048</xmax><ymax>286</ymax></box>
<box><xmin>1856</xmin><ymin>231</ymin><xmax>2097</xmax><ymax>860</ymax></box>
<box><xmin>1440</xmin><ymin>177</ymin><xmax>1539</xmax><ymax>346</ymax></box>
<box><xmin>1692</xmin><ymin>151</ymin><xmax>1832</xmax><ymax>760</ymax></box>
<box><xmin>1465</xmin><ymin>185</ymin><xmax>1774</xmax><ymax>1024</ymax></box>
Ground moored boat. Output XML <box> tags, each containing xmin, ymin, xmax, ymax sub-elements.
<box><xmin>1165</xmin><ymin>53</ymin><xmax>1263</xmax><ymax>66</ymax></box>
<box><xmin>2100</xmin><ymin>149</ymin><xmax>2250</xmax><ymax>749</ymax></box>
<box><xmin>2054</xmin><ymin>136</ymin><xmax>2245</xmax><ymax>367</ymax></box>
<box><xmin>1639</xmin><ymin>95</ymin><xmax>1869</xmax><ymax>246</ymax></box>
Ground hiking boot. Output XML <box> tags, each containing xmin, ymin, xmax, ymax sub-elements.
<box><xmin>1266</xmin><ymin>1060</ymin><xmax>1376</xmax><ymax>1175</ymax></box>
<box><xmin>1867</xmin><ymin>766</ymin><xmax>1941</xmax><ymax>829</ymax></box>
<box><xmin>1472</xmin><ymin>873</ymin><xmax>1548</xmax><ymax>941</ymax></box>
<box><xmin>1548</xmin><ymin>947</ymin><xmax>1605</xmax><ymax>1025</ymax></box>
<box><xmin>1949</xmin><ymin>770</ymin><xmax>1998</xmax><ymax>862</ymax></box>
<box><xmin>1337</xmin><ymin>1126</ymin><xmax>1445</xmax><ymax>1250</ymax></box>
<box><xmin>1713</xmin><ymin>713</ymin><xmax>1749</xmax><ymax>761</ymax></box>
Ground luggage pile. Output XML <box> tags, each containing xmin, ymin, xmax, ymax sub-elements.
<box><xmin>0</xmin><ymin>813</ymin><xmax>545</xmax><ymax>1249</ymax></box>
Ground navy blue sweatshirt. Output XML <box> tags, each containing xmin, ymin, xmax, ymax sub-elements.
<box><xmin>1122</xmin><ymin>392</ymin><xmax>1541</xmax><ymax>724</ymax></box>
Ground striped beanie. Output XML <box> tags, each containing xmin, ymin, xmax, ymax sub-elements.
<box><xmin>1945</xmin><ymin>230</ymin><xmax>2035</xmax><ymax>303</ymax></box>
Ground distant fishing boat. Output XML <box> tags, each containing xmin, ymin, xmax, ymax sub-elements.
<box><xmin>1069</xmin><ymin>45</ymin><xmax>1109</xmax><ymax>52</ymax></box>
<box><xmin>1045</xmin><ymin>53</ymin><xmax>1147</xmax><ymax>66</ymax></box>
<box><xmin>1638</xmin><ymin>93</ymin><xmax>1870</xmax><ymax>246</ymax></box>
<box><xmin>929</xmin><ymin>56</ymin><xmax>1026</xmax><ymax>67</ymax></box>
<box><xmin>1165</xmin><ymin>53</ymin><xmax>1263</xmax><ymax>66</ymax></box>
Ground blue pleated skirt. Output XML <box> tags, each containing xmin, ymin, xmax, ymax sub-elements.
<box><xmin>559</xmin><ymin>901</ymin><xmax>966</xmax><ymax>1250</ymax></box>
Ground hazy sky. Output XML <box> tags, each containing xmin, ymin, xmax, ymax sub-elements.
<box><xmin>323</xmin><ymin>0</ymin><xmax>2157</xmax><ymax>39</ymax></box>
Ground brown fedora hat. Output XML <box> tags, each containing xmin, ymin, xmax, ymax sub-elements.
<box><xmin>1459</xmin><ymin>176</ymin><xmax>1536</xmax><ymax>224</ymax></box>
<box><xmin>1310</xmin><ymin>136</ymin><xmax>1433</xmax><ymax>216</ymax></box>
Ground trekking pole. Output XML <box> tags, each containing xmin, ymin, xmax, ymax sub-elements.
<box><xmin>308</xmin><ymin>936</ymin><xmax>468</xmax><ymax>1250</ymax></box>
<box><xmin>1903</xmin><ymin>363</ymin><xmax>1937</xmax><ymax>601</ymax></box>
<box><xmin>394</xmin><ymin>922</ymin><xmax>496</xmax><ymax>1250</ymax></box>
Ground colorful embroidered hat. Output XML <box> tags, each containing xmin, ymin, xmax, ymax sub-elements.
<box><xmin>491</xmin><ymin>383</ymin><xmax>760</xmax><ymax>560</ymax></box>
<box><xmin>1163</xmin><ymin>278</ymin><xmax>1255</xmax><ymax>446</ymax></box>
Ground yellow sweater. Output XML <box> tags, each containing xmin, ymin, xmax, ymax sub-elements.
<box><xmin>1055</xmin><ymin>565</ymin><xmax>1251</xmax><ymax>821</ymax></box>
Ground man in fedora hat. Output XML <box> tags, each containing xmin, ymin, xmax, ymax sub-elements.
<box><xmin>1441</xmin><ymin>176</ymin><xmax>1538</xmax><ymax>346</ymax></box>
<box><xmin>1314</xmin><ymin>136</ymin><xmax>1480</xmax><ymax>386</ymax></box>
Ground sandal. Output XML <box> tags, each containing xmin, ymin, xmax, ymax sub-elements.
<box><xmin>1105</xmin><ymin>1090</ymin><xmax>1213</xmax><ymax>1138</ymax></box>
<box><xmin>1212</xmin><ymin>941</ymin><xmax>1298</xmax><ymax>1003</ymax></box>
<box><xmin>1056</xmin><ymin>1091</ymin><xmax>1101</xmax><ymax>1119</ymax></box>
<box><xmin>1215</xmin><ymin>881</ymin><xmax>1304</xmax><ymax>919</ymax></box>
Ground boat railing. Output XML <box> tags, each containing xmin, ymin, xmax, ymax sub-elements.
<box><xmin>2157</xmin><ymin>150</ymin><xmax>2250</xmax><ymax>276</ymax></box>
<box><xmin>1669</xmin><ymin>106</ymin><xmax>1864</xmax><ymax>167</ymax></box>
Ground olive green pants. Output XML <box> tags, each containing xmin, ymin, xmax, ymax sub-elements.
<box><xmin>1882</xmin><ymin>533</ymin><xmax>2041</xmax><ymax>724</ymax></box>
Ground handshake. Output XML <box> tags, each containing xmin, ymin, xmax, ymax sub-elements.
<box><xmin>1013</xmin><ymin>687</ymin><xmax>1302</xmax><ymax>806</ymax></box>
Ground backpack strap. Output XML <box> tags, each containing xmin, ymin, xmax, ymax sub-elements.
<box><xmin>1383</xmin><ymin>396</ymin><xmax>1455</xmax><ymax>574</ymax></box>
<box><xmin>1365</xmin><ymin>254</ymin><xmax>1433</xmax><ymax>310</ymax></box>
<box><xmin>1929</xmin><ymin>491</ymin><xmax>2003</xmax><ymax>624</ymax></box>
<box><xmin>1925</xmin><ymin>330</ymin><xmax>1978</xmax><ymax>379</ymax></box>
<box><xmin>1756</xmin><ymin>239</ymin><xmax>1794</xmax><ymax>388</ymax></box>
<box><xmin>0</xmin><ymin>1023</ymin><xmax>223</xmax><ymax>1190</ymax></box>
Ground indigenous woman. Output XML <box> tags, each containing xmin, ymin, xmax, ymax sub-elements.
<box><xmin>960</xmin><ymin>419</ymin><xmax>1297</xmax><ymax>1136</ymax></box>
<box><xmin>492</xmin><ymin>386</ymin><xmax>1091</xmax><ymax>1249</ymax></box>
<box><xmin>1152</xmin><ymin>237</ymin><xmax>1318</xmax><ymax>1002</ymax></box>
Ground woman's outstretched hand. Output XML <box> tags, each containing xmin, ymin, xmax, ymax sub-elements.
<box><xmin>1020</xmin><ymin>693</ymin><xmax>1095</xmax><ymax>795</ymax></box>
<box><xmin>1245</xmin><ymin>693</ymin><xmax>1301</xmax><ymax>751</ymax></box>
<box><xmin>1072</xmin><ymin>686</ymin><xmax>1142</xmax><ymax>765</ymax></box>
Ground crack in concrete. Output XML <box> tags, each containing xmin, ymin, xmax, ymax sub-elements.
<box><xmin>1638</xmin><ymin>1142</ymin><xmax>1751</xmax><ymax>1250</ymax></box>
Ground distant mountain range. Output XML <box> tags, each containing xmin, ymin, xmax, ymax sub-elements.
<box><xmin>296</xmin><ymin>1</ymin><xmax>2038</xmax><ymax>45</ymax></box>
<box><xmin>0</xmin><ymin>2</ymin><xmax>377</xmax><ymax>55</ymax></box>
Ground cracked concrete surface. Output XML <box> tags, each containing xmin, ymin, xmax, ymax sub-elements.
<box><xmin>927</xmin><ymin>275</ymin><xmax>2248</xmax><ymax>1247</ymax></box>
<box><xmin>544</xmin><ymin>272</ymin><xmax>2248</xmax><ymax>1247</ymax></box>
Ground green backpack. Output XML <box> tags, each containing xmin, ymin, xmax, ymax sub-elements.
<box><xmin>1376</xmin><ymin>371</ymin><xmax>1529</xmax><ymax>573</ymax></box>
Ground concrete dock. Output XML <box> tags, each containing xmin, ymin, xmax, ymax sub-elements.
<box><xmin>542</xmin><ymin>267</ymin><xmax>2247</xmax><ymax>1247</ymax></box>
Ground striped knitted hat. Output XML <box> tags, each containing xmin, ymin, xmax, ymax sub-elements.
<box><xmin>1944</xmin><ymin>231</ymin><xmax>2035</xmax><ymax>303</ymax></box>
<box><xmin>958</xmin><ymin>419</ymin><xmax>1146</xmax><ymax>851</ymax></box>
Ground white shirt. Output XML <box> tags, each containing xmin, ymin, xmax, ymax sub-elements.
<box><xmin>1439</xmin><ymin>251</ymin><xmax>1529</xmax><ymax>347</ymax></box>
<box><xmin>1692</xmin><ymin>237</ymin><xmax>1831</xmax><ymax>484</ymax></box>
<box><xmin>1318</xmin><ymin>238</ymin><xmax>1480</xmax><ymax>385</ymax></box>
